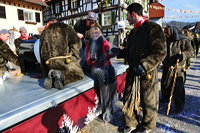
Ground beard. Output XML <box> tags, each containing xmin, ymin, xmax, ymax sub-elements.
<box><xmin>128</xmin><ymin>17</ymin><xmax>136</xmax><ymax>25</ymax></box>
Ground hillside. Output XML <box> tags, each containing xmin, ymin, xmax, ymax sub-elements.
<box><xmin>163</xmin><ymin>21</ymin><xmax>196</xmax><ymax>30</ymax></box>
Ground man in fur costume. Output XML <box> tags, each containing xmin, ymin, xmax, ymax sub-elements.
<box><xmin>161</xmin><ymin>26</ymin><xmax>193</xmax><ymax>113</ymax></box>
<box><xmin>0</xmin><ymin>29</ymin><xmax>21</xmax><ymax>76</ymax></box>
<box><xmin>40</xmin><ymin>22</ymin><xmax>84</xmax><ymax>90</ymax></box>
<box><xmin>119</xmin><ymin>3</ymin><xmax>166</xmax><ymax>133</ymax></box>
<box><xmin>84</xmin><ymin>27</ymin><xmax>117</xmax><ymax>122</ymax></box>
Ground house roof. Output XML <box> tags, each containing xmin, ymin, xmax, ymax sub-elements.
<box><xmin>149</xmin><ymin>2</ymin><xmax>165</xmax><ymax>19</ymax></box>
<box><xmin>21</xmin><ymin>0</ymin><xmax>48</xmax><ymax>6</ymax></box>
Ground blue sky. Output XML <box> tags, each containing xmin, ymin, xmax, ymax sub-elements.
<box><xmin>159</xmin><ymin>0</ymin><xmax>200</xmax><ymax>22</ymax></box>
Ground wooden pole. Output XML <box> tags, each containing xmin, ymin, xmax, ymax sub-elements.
<box><xmin>167</xmin><ymin>51</ymin><xmax>181</xmax><ymax>115</ymax></box>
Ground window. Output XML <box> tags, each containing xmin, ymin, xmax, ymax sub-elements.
<box><xmin>71</xmin><ymin>0</ymin><xmax>77</xmax><ymax>9</ymax></box>
<box><xmin>0</xmin><ymin>6</ymin><xmax>6</xmax><ymax>19</ymax></box>
<box><xmin>18</xmin><ymin>9</ymin><xmax>39</xmax><ymax>23</ymax></box>
<box><xmin>35</xmin><ymin>12</ymin><xmax>40</xmax><ymax>22</ymax></box>
<box><xmin>24</xmin><ymin>10</ymin><xmax>35</xmax><ymax>22</ymax></box>
<box><xmin>55</xmin><ymin>3</ymin><xmax>60</xmax><ymax>14</ymax></box>
<box><xmin>18</xmin><ymin>9</ymin><xmax>24</xmax><ymax>20</ymax></box>
<box><xmin>102</xmin><ymin>12</ymin><xmax>111</xmax><ymax>26</ymax></box>
<box><xmin>53</xmin><ymin>2</ymin><xmax>62</xmax><ymax>14</ymax></box>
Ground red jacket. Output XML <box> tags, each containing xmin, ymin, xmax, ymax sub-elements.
<box><xmin>18</xmin><ymin>35</ymin><xmax>32</xmax><ymax>40</ymax></box>
<box><xmin>85</xmin><ymin>39</ymin><xmax>112</xmax><ymax>68</ymax></box>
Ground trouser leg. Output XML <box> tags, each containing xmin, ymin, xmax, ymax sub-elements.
<box><xmin>123</xmin><ymin>73</ymin><xmax>139</xmax><ymax>128</ymax></box>
<box><xmin>103</xmin><ymin>66</ymin><xmax>116</xmax><ymax>121</ymax></box>
<box><xmin>196</xmin><ymin>44</ymin><xmax>199</xmax><ymax>56</ymax></box>
<box><xmin>141</xmin><ymin>75</ymin><xmax>159</xmax><ymax>129</ymax></box>
<box><xmin>173</xmin><ymin>76</ymin><xmax>185</xmax><ymax>112</ymax></box>
<box><xmin>124</xmin><ymin>110</ymin><xmax>139</xmax><ymax>128</ymax></box>
<box><xmin>92</xmin><ymin>66</ymin><xmax>116</xmax><ymax>121</ymax></box>
<box><xmin>161</xmin><ymin>68</ymin><xmax>171</xmax><ymax>102</ymax></box>
<box><xmin>92</xmin><ymin>68</ymin><xmax>106</xmax><ymax>111</ymax></box>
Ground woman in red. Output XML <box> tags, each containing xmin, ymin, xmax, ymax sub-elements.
<box><xmin>18</xmin><ymin>27</ymin><xmax>32</xmax><ymax>40</ymax></box>
<box><xmin>84</xmin><ymin>27</ymin><xmax>117</xmax><ymax>122</ymax></box>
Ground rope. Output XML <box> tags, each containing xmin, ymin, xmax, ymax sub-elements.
<box><xmin>45</xmin><ymin>55</ymin><xmax>72</xmax><ymax>64</ymax></box>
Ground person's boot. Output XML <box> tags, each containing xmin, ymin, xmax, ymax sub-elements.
<box><xmin>52</xmin><ymin>70</ymin><xmax>64</xmax><ymax>90</ymax></box>
<box><xmin>95</xmin><ymin>103</ymin><xmax>102</xmax><ymax>115</ymax></box>
<box><xmin>123</xmin><ymin>127</ymin><xmax>136</xmax><ymax>133</ymax></box>
<box><xmin>132</xmin><ymin>126</ymin><xmax>153</xmax><ymax>133</ymax></box>
<box><xmin>44</xmin><ymin>69</ymin><xmax>54</xmax><ymax>89</ymax></box>
<box><xmin>102</xmin><ymin>108</ymin><xmax>112</xmax><ymax>122</ymax></box>
<box><xmin>54</xmin><ymin>77</ymin><xmax>64</xmax><ymax>90</ymax></box>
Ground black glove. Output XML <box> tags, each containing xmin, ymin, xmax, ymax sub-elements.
<box><xmin>175</xmin><ymin>53</ymin><xmax>183</xmax><ymax>62</ymax></box>
<box><xmin>110</xmin><ymin>47</ymin><xmax>120</xmax><ymax>57</ymax></box>
<box><xmin>133</xmin><ymin>64</ymin><xmax>146</xmax><ymax>76</ymax></box>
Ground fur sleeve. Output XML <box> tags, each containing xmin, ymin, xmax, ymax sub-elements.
<box><xmin>140</xmin><ymin>23</ymin><xmax>166</xmax><ymax>72</ymax></box>
<box><xmin>181</xmin><ymin>39</ymin><xmax>194</xmax><ymax>61</ymax></box>
<box><xmin>0</xmin><ymin>40</ymin><xmax>20</xmax><ymax>66</ymax></box>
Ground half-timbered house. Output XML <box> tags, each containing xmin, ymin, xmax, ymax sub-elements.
<box><xmin>0</xmin><ymin>0</ymin><xmax>47</xmax><ymax>34</ymax></box>
<box><xmin>0</xmin><ymin>0</ymin><xmax>47</xmax><ymax>48</ymax></box>
<box><xmin>43</xmin><ymin>0</ymin><xmax>150</xmax><ymax>46</ymax></box>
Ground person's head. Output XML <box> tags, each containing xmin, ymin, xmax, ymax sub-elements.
<box><xmin>19</xmin><ymin>26</ymin><xmax>28</xmax><ymax>37</ymax></box>
<box><xmin>86</xmin><ymin>12</ymin><xmax>98</xmax><ymax>28</ymax></box>
<box><xmin>0</xmin><ymin>29</ymin><xmax>10</xmax><ymax>42</ymax></box>
<box><xmin>126</xmin><ymin>3</ymin><xmax>143</xmax><ymax>25</ymax></box>
<box><xmin>89</xmin><ymin>27</ymin><xmax>102</xmax><ymax>40</ymax></box>
<box><xmin>164</xmin><ymin>26</ymin><xmax>187</xmax><ymax>41</ymax></box>
<box><xmin>164</xmin><ymin>26</ymin><xmax>172</xmax><ymax>38</ymax></box>
<box><xmin>48</xmin><ymin>17</ymin><xmax>58</xmax><ymax>24</ymax></box>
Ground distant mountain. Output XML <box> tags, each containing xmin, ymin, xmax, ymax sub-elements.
<box><xmin>163</xmin><ymin>21</ymin><xmax>196</xmax><ymax>30</ymax></box>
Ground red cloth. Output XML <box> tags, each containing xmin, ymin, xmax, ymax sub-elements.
<box><xmin>134</xmin><ymin>16</ymin><xmax>149</xmax><ymax>29</ymax></box>
<box><xmin>44</xmin><ymin>22</ymin><xmax>52</xmax><ymax>29</ymax></box>
<box><xmin>3</xmin><ymin>73</ymin><xmax>127</xmax><ymax>133</ymax></box>
<box><xmin>18</xmin><ymin>35</ymin><xmax>32</xmax><ymax>40</ymax></box>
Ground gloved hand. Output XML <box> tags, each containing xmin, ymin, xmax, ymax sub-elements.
<box><xmin>110</xmin><ymin>47</ymin><xmax>120</xmax><ymax>57</ymax></box>
<box><xmin>175</xmin><ymin>53</ymin><xmax>183</xmax><ymax>62</ymax></box>
<box><xmin>133</xmin><ymin>64</ymin><xmax>146</xmax><ymax>76</ymax></box>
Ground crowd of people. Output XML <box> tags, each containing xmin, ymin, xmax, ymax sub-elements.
<box><xmin>0</xmin><ymin>2</ymin><xmax>199</xmax><ymax>133</ymax></box>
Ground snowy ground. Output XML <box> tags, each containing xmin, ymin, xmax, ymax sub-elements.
<box><xmin>79</xmin><ymin>56</ymin><xmax>200</xmax><ymax>133</ymax></box>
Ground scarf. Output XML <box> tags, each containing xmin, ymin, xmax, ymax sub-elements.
<box><xmin>134</xmin><ymin>16</ymin><xmax>149</xmax><ymax>29</ymax></box>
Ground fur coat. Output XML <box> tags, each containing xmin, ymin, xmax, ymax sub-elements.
<box><xmin>122</xmin><ymin>21</ymin><xmax>166</xmax><ymax>128</ymax></box>
<box><xmin>0</xmin><ymin>39</ymin><xmax>19</xmax><ymax>71</ymax></box>
<box><xmin>40</xmin><ymin>22</ymin><xmax>84</xmax><ymax>89</ymax></box>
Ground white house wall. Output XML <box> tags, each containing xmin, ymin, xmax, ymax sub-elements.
<box><xmin>0</xmin><ymin>3</ymin><xmax>44</xmax><ymax>35</ymax></box>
